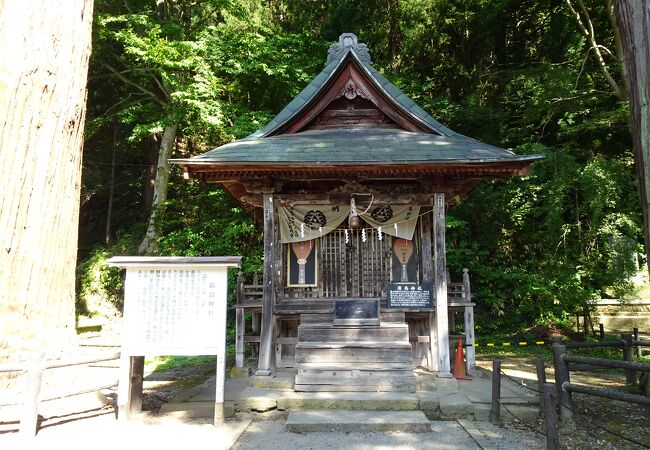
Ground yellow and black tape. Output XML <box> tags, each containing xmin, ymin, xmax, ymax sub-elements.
<box><xmin>467</xmin><ymin>341</ymin><xmax>547</xmax><ymax>347</ymax></box>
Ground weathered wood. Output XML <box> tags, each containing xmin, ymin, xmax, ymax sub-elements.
<box><xmin>283</xmin><ymin>64</ymin><xmax>427</xmax><ymax>134</ymax></box>
<box><xmin>599</xmin><ymin>323</ymin><xmax>605</xmax><ymax>340</ymax></box>
<box><xmin>257</xmin><ymin>194</ymin><xmax>276</xmax><ymax>376</ymax></box>
<box><xmin>563</xmin><ymin>354</ymin><xmax>650</xmax><ymax>371</ymax></box>
<box><xmin>552</xmin><ymin>344</ymin><xmax>573</xmax><ymax>421</ymax></box>
<box><xmin>462</xmin><ymin>270</ymin><xmax>475</xmax><ymax>371</ymax></box>
<box><xmin>564</xmin><ymin>383</ymin><xmax>650</xmax><ymax>406</ymax></box>
<box><xmin>490</xmin><ymin>358</ymin><xmax>501</xmax><ymax>424</ymax></box>
<box><xmin>20</xmin><ymin>353</ymin><xmax>44</xmax><ymax>438</ymax></box>
<box><xmin>543</xmin><ymin>383</ymin><xmax>560</xmax><ymax>450</ymax></box>
<box><xmin>535</xmin><ymin>357</ymin><xmax>546</xmax><ymax>418</ymax></box>
<box><xmin>235</xmin><ymin>307</ymin><xmax>245</xmax><ymax>368</ymax></box>
<box><xmin>297</xmin><ymin>361</ymin><xmax>412</xmax><ymax>370</ymax></box>
<box><xmin>621</xmin><ymin>333</ymin><xmax>636</xmax><ymax>385</ymax></box>
<box><xmin>434</xmin><ymin>193</ymin><xmax>451</xmax><ymax>377</ymax></box>
<box><xmin>298</xmin><ymin>324</ymin><xmax>409</xmax><ymax>342</ymax></box>
<box><xmin>428</xmin><ymin>312</ymin><xmax>437</xmax><ymax>371</ymax></box>
<box><xmin>633</xmin><ymin>327</ymin><xmax>642</xmax><ymax>357</ymax></box>
<box><xmin>419</xmin><ymin>207</ymin><xmax>433</xmax><ymax>285</ymax></box>
<box><xmin>129</xmin><ymin>356</ymin><xmax>144</xmax><ymax>414</ymax></box>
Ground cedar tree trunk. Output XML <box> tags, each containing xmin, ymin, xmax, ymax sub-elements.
<box><xmin>0</xmin><ymin>0</ymin><xmax>94</xmax><ymax>361</ymax></box>
<box><xmin>612</xmin><ymin>0</ymin><xmax>650</xmax><ymax>274</ymax></box>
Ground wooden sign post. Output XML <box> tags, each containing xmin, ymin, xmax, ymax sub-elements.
<box><xmin>108</xmin><ymin>256</ymin><xmax>241</xmax><ymax>426</ymax></box>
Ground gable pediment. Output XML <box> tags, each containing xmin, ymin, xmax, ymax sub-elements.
<box><xmin>274</xmin><ymin>56</ymin><xmax>439</xmax><ymax>136</ymax></box>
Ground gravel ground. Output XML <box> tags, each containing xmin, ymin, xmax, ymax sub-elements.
<box><xmin>232</xmin><ymin>418</ymin><xmax>546</xmax><ymax>450</ymax></box>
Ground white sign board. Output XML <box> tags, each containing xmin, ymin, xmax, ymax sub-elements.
<box><xmin>107</xmin><ymin>256</ymin><xmax>241</xmax><ymax>426</ymax></box>
<box><xmin>122</xmin><ymin>267</ymin><xmax>225</xmax><ymax>356</ymax></box>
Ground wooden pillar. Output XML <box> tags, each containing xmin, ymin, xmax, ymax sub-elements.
<box><xmin>434</xmin><ymin>193</ymin><xmax>451</xmax><ymax>377</ymax></box>
<box><xmin>235</xmin><ymin>308</ymin><xmax>245</xmax><ymax>368</ymax></box>
<box><xmin>20</xmin><ymin>352</ymin><xmax>44</xmax><ymax>438</ymax></box>
<box><xmin>235</xmin><ymin>272</ymin><xmax>245</xmax><ymax>368</ymax></box>
<box><xmin>256</xmin><ymin>194</ymin><xmax>276</xmax><ymax>376</ymax></box>
<box><xmin>420</xmin><ymin>206</ymin><xmax>435</xmax><ymax>370</ymax></box>
<box><xmin>463</xmin><ymin>268</ymin><xmax>475</xmax><ymax>371</ymax></box>
<box><xmin>130</xmin><ymin>356</ymin><xmax>144</xmax><ymax>414</ymax></box>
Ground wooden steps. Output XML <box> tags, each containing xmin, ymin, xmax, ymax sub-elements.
<box><xmin>294</xmin><ymin>311</ymin><xmax>415</xmax><ymax>393</ymax></box>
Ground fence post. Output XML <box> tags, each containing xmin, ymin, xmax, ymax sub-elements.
<box><xmin>490</xmin><ymin>358</ymin><xmax>501</xmax><ymax>424</ymax></box>
<box><xmin>552</xmin><ymin>343</ymin><xmax>573</xmax><ymax>421</ymax></box>
<box><xmin>20</xmin><ymin>353</ymin><xmax>44</xmax><ymax>438</ymax></box>
<box><xmin>599</xmin><ymin>323</ymin><xmax>605</xmax><ymax>341</ymax></box>
<box><xmin>633</xmin><ymin>327</ymin><xmax>641</xmax><ymax>358</ymax></box>
<box><xmin>130</xmin><ymin>356</ymin><xmax>144</xmax><ymax>414</ymax></box>
<box><xmin>543</xmin><ymin>383</ymin><xmax>560</xmax><ymax>450</ymax></box>
<box><xmin>535</xmin><ymin>357</ymin><xmax>546</xmax><ymax>418</ymax></box>
<box><xmin>621</xmin><ymin>333</ymin><xmax>636</xmax><ymax>385</ymax></box>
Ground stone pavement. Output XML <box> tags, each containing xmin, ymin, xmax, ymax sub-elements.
<box><xmin>159</xmin><ymin>365</ymin><xmax>540</xmax><ymax>423</ymax></box>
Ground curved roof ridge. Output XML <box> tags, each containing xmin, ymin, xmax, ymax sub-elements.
<box><xmin>253</xmin><ymin>33</ymin><xmax>461</xmax><ymax>138</ymax></box>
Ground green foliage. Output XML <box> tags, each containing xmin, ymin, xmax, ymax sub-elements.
<box><xmin>78</xmin><ymin>0</ymin><xmax>644</xmax><ymax>336</ymax></box>
<box><xmin>146</xmin><ymin>355</ymin><xmax>216</xmax><ymax>373</ymax></box>
<box><xmin>76</xmin><ymin>247</ymin><xmax>124</xmax><ymax>317</ymax></box>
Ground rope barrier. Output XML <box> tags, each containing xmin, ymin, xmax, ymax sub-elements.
<box><xmin>567</xmin><ymin>403</ymin><xmax>650</xmax><ymax>449</ymax></box>
<box><xmin>469</xmin><ymin>341</ymin><xmax>548</xmax><ymax>347</ymax></box>
<box><xmin>496</xmin><ymin>367</ymin><xmax>546</xmax><ymax>437</ymax></box>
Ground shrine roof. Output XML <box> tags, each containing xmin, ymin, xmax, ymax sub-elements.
<box><xmin>183</xmin><ymin>128</ymin><xmax>540</xmax><ymax>165</ymax></box>
<box><xmin>172</xmin><ymin>33</ymin><xmax>543</xmax><ymax>175</ymax></box>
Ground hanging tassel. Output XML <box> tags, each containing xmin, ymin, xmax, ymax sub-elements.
<box><xmin>319</xmin><ymin>226</ymin><xmax>323</xmax><ymax>236</ymax></box>
<box><xmin>362</xmin><ymin>228</ymin><xmax>367</xmax><ymax>243</ymax></box>
<box><xmin>345</xmin><ymin>229</ymin><xmax>350</xmax><ymax>244</ymax></box>
<box><xmin>300</xmin><ymin>222</ymin><xmax>305</xmax><ymax>238</ymax></box>
<box><xmin>378</xmin><ymin>226</ymin><xmax>382</xmax><ymax>241</ymax></box>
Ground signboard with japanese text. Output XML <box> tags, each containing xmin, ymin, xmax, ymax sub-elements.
<box><xmin>121</xmin><ymin>266</ymin><xmax>226</xmax><ymax>356</ymax></box>
<box><xmin>108</xmin><ymin>256</ymin><xmax>241</xmax><ymax>425</ymax></box>
<box><xmin>386</xmin><ymin>283</ymin><xmax>433</xmax><ymax>309</ymax></box>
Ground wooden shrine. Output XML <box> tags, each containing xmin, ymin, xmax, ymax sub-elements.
<box><xmin>172</xmin><ymin>33</ymin><xmax>542</xmax><ymax>392</ymax></box>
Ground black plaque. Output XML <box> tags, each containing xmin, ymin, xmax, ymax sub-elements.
<box><xmin>333</xmin><ymin>299</ymin><xmax>380</xmax><ymax>326</ymax></box>
<box><xmin>386</xmin><ymin>283</ymin><xmax>433</xmax><ymax>309</ymax></box>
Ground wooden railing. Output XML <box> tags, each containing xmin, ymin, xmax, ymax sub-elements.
<box><xmin>0</xmin><ymin>351</ymin><xmax>120</xmax><ymax>438</ymax></box>
<box><xmin>234</xmin><ymin>268</ymin><xmax>476</xmax><ymax>371</ymax></box>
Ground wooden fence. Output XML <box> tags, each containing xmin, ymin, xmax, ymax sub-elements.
<box><xmin>491</xmin><ymin>333</ymin><xmax>650</xmax><ymax>450</ymax></box>
<box><xmin>0</xmin><ymin>352</ymin><xmax>120</xmax><ymax>438</ymax></box>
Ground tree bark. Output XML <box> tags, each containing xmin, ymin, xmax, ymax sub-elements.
<box><xmin>612</xmin><ymin>0</ymin><xmax>650</xmax><ymax>275</ymax></box>
<box><xmin>137</xmin><ymin>124</ymin><xmax>178</xmax><ymax>255</ymax></box>
<box><xmin>0</xmin><ymin>0</ymin><xmax>94</xmax><ymax>360</ymax></box>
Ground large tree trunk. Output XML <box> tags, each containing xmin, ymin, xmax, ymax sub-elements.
<box><xmin>612</xmin><ymin>1</ymin><xmax>650</xmax><ymax>274</ymax></box>
<box><xmin>0</xmin><ymin>0</ymin><xmax>94</xmax><ymax>361</ymax></box>
<box><xmin>138</xmin><ymin>124</ymin><xmax>178</xmax><ymax>255</ymax></box>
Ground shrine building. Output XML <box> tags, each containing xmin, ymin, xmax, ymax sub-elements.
<box><xmin>172</xmin><ymin>33</ymin><xmax>542</xmax><ymax>392</ymax></box>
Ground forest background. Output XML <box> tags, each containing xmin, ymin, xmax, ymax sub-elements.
<box><xmin>77</xmin><ymin>0</ymin><xmax>644</xmax><ymax>334</ymax></box>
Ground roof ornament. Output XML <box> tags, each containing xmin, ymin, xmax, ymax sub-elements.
<box><xmin>327</xmin><ymin>33</ymin><xmax>372</xmax><ymax>65</ymax></box>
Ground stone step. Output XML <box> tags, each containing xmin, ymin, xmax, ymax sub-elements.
<box><xmin>285</xmin><ymin>410</ymin><xmax>431</xmax><ymax>433</ymax></box>
<box><xmin>296</xmin><ymin>361</ymin><xmax>413</xmax><ymax>370</ymax></box>
<box><xmin>298</xmin><ymin>368</ymin><xmax>414</xmax><ymax>377</ymax></box>
<box><xmin>295</xmin><ymin>383</ymin><xmax>415</xmax><ymax>392</ymax></box>
<box><xmin>276</xmin><ymin>391</ymin><xmax>420</xmax><ymax>411</ymax></box>
<box><xmin>295</xmin><ymin>373</ymin><xmax>415</xmax><ymax>387</ymax></box>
